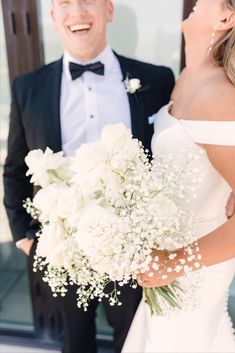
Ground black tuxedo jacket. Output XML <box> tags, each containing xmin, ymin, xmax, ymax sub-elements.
<box><xmin>3</xmin><ymin>53</ymin><xmax>175</xmax><ymax>242</ymax></box>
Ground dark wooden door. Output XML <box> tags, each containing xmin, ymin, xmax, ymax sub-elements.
<box><xmin>1</xmin><ymin>0</ymin><xmax>43</xmax><ymax>85</ymax></box>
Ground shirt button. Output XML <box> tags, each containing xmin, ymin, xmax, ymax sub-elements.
<box><xmin>90</xmin><ymin>114</ymin><xmax>94</xmax><ymax>119</ymax></box>
<box><xmin>88</xmin><ymin>87</ymin><xmax>92</xmax><ymax>91</ymax></box>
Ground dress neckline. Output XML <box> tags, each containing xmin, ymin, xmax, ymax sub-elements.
<box><xmin>166</xmin><ymin>101</ymin><xmax>235</xmax><ymax>124</ymax></box>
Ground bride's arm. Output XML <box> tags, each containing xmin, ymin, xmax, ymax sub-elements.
<box><xmin>139</xmin><ymin>217</ymin><xmax>235</xmax><ymax>288</ymax></box>
<box><xmin>139</xmin><ymin>144</ymin><xmax>235</xmax><ymax>288</ymax></box>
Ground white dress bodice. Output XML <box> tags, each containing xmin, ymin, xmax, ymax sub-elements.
<box><xmin>152</xmin><ymin>103</ymin><xmax>235</xmax><ymax>237</ymax></box>
<box><xmin>122</xmin><ymin>103</ymin><xmax>235</xmax><ymax>353</ymax></box>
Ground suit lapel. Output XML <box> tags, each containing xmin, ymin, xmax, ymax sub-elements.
<box><xmin>45</xmin><ymin>59</ymin><xmax>63</xmax><ymax>152</ymax></box>
<box><xmin>115</xmin><ymin>53</ymin><xmax>146</xmax><ymax>143</ymax></box>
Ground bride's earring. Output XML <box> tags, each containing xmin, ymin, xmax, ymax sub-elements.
<box><xmin>208</xmin><ymin>31</ymin><xmax>215</xmax><ymax>52</ymax></box>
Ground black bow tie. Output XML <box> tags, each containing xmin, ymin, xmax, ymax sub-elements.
<box><xmin>69</xmin><ymin>61</ymin><xmax>105</xmax><ymax>80</ymax></box>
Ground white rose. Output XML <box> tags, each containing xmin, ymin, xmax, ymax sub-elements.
<box><xmin>33</xmin><ymin>184</ymin><xmax>84</xmax><ymax>223</ymax></box>
<box><xmin>36</xmin><ymin>222</ymin><xmax>67</xmax><ymax>267</ymax></box>
<box><xmin>129</xmin><ymin>78</ymin><xmax>141</xmax><ymax>92</ymax></box>
<box><xmin>72</xmin><ymin>141</ymin><xmax>105</xmax><ymax>173</ymax></box>
<box><xmin>100</xmin><ymin>123</ymin><xmax>132</xmax><ymax>151</ymax></box>
<box><xmin>71</xmin><ymin>165</ymin><xmax>107</xmax><ymax>198</ymax></box>
<box><xmin>108</xmin><ymin>139</ymin><xmax>140</xmax><ymax>171</ymax></box>
<box><xmin>124</xmin><ymin>78</ymin><xmax>142</xmax><ymax>94</ymax></box>
<box><xmin>33</xmin><ymin>185</ymin><xmax>60</xmax><ymax>222</ymax></box>
<box><xmin>54</xmin><ymin>185</ymin><xmax>84</xmax><ymax>228</ymax></box>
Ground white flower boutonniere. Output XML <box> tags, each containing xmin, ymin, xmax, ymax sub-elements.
<box><xmin>124</xmin><ymin>76</ymin><xmax>142</xmax><ymax>94</ymax></box>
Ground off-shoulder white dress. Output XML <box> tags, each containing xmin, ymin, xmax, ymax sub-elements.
<box><xmin>122</xmin><ymin>103</ymin><xmax>235</xmax><ymax>353</ymax></box>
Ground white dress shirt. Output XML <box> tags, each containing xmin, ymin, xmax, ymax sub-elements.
<box><xmin>61</xmin><ymin>45</ymin><xmax>132</xmax><ymax>156</ymax></box>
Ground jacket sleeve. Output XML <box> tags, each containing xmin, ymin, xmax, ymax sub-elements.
<box><xmin>3</xmin><ymin>79</ymin><xmax>38</xmax><ymax>243</ymax></box>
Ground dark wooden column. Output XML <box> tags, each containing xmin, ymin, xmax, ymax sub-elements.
<box><xmin>1</xmin><ymin>0</ymin><xmax>44</xmax><ymax>86</ymax></box>
<box><xmin>181</xmin><ymin>0</ymin><xmax>197</xmax><ymax>70</ymax></box>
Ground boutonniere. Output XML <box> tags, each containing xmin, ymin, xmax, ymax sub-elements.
<box><xmin>124</xmin><ymin>75</ymin><xmax>142</xmax><ymax>94</ymax></box>
<box><xmin>123</xmin><ymin>73</ymin><xmax>150</xmax><ymax>102</ymax></box>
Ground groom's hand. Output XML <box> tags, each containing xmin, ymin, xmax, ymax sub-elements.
<box><xmin>226</xmin><ymin>191</ymin><xmax>235</xmax><ymax>218</ymax></box>
<box><xmin>19</xmin><ymin>238</ymin><xmax>34</xmax><ymax>256</ymax></box>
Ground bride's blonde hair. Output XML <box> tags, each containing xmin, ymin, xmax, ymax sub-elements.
<box><xmin>211</xmin><ymin>0</ymin><xmax>235</xmax><ymax>85</ymax></box>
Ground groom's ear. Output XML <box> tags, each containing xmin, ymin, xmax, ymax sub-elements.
<box><xmin>215</xmin><ymin>12</ymin><xmax>235</xmax><ymax>32</ymax></box>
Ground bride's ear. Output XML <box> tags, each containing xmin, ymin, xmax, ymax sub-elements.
<box><xmin>215</xmin><ymin>12</ymin><xmax>235</xmax><ymax>32</ymax></box>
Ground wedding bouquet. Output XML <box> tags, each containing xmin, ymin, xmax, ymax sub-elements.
<box><xmin>24</xmin><ymin>123</ymin><xmax>202</xmax><ymax>315</ymax></box>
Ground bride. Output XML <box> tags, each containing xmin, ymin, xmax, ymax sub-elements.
<box><xmin>122</xmin><ymin>0</ymin><xmax>235</xmax><ymax>352</ymax></box>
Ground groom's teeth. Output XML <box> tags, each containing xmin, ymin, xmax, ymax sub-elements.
<box><xmin>70</xmin><ymin>24</ymin><xmax>91</xmax><ymax>32</ymax></box>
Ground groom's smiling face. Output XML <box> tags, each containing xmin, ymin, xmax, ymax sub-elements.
<box><xmin>51</xmin><ymin>0</ymin><xmax>114</xmax><ymax>61</ymax></box>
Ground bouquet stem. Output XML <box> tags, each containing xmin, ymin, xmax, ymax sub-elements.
<box><xmin>144</xmin><ymin>281</ymin><xmax>184</xmax><ymax>316</ymax></box>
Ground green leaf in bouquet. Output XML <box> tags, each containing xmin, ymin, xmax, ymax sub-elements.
<box><xmin>47</xmin><ymin>169</ymin><xmax>71</xmax><ymax>186</ymax></box>
<box><xmin>144</xmin><ymin>280</ymin><xmax>184</xmax><ymax>316</ymax></box>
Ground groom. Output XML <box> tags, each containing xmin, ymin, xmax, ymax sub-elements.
<box><xmin>3</xmin><ymin>0</ymin><xmax>175</xmax><ymax>352</ymax></box>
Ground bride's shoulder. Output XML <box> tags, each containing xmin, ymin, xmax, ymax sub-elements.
<box><xmin>197</xmin><ymin>71</ymin><xmax>235</xmax><ymax>121</ymax></box>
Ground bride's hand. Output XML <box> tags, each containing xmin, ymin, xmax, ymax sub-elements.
<box><xmin>137</xmin><ymin>250</ymin><xmax>183</xmax><ymax>288</ymax></box>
